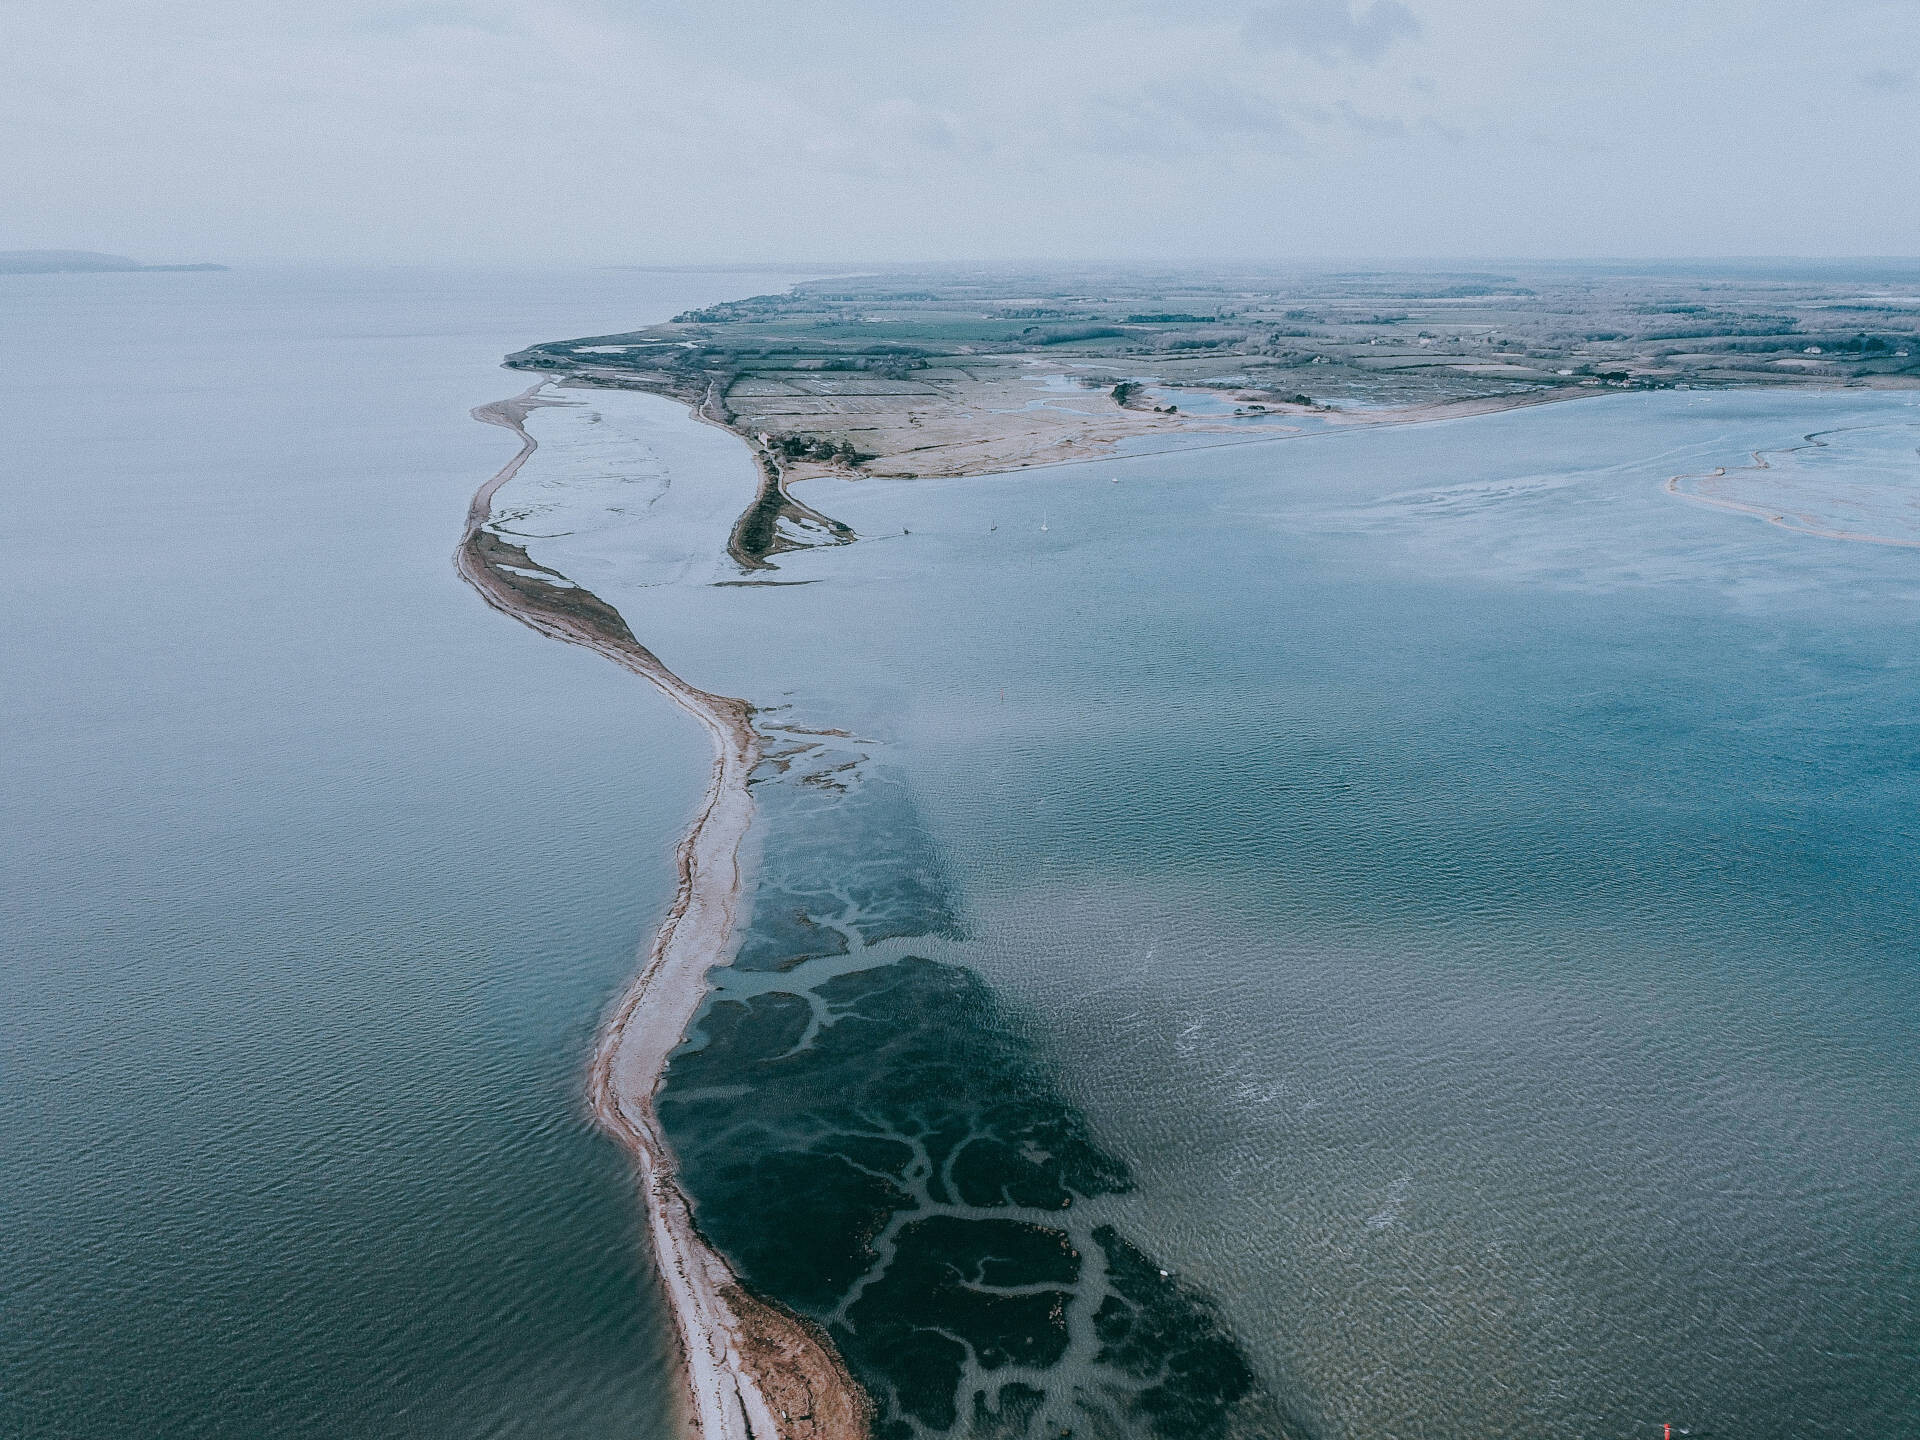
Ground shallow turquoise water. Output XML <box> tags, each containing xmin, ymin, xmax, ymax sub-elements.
<box><xmin>0</xmin><ymin>267</ymin><xmax>800</xmax><ymax>1438</ymax></box>
<box><xmin>512</xmin><ymin>386</ymin><xmax>1920</xmax><ymax>1438</ymax></box>
<box><xmin>13</xmin><ymin>261</ymin><xmax>1916</xmax><ymax>1440</ymax></box>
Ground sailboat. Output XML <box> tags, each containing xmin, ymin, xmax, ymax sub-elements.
<box><xmin>1040</xmin><ymin>511</ymin><xmax>1049</xmax><ymax>533</ymax></box>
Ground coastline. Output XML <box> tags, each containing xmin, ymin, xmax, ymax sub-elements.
<box><xmin>684</xmin><ymin>374</ymin><xmax>855</xmax><ymax>569</ymax></box>
<box><xmin>544</xmin><ymin>366</ymin><xmax>1607</xmax><ymax>566</ymax></box>
<box><xmin>459</xmin><ymin>370</ymin><xmax>1920</xmax><ymax>1438</ymax></box>
<box><xmin>460</xmin><ymin>384</ymin><xmax>870</xmax><ymax>1440</ymax></box>
<box><xmin>505</xmin><ymin>264</ymin><xmax>1920</xmax><ymax>541</ymax></box>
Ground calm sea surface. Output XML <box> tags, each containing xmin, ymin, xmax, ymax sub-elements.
<box><xmin>9</xmin><ymin>269</ymin><xmax>1920</xmax><ymax>1440</ymax></box>
<box><xmin>0</xmin><ymin>266</ymin><xmax>800</xmax><ymax>1439</ymax></box>
<box><xmin>509</xmin><ymin>383</ymin><xmax>1920</xmax><ymax>1439</ymax></box>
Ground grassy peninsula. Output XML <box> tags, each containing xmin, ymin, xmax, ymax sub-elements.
<box><xmin>505</xmin><ymin>263</ymin><xmax>1920</xmax><ymax>562</ymax></box>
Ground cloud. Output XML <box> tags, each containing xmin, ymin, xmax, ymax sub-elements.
<box><xmin>867</xmin><ymin>98</ymin><xmax>966</xmax><ymax>153</ymax></box>
<box><xmin>1069</xmin><ymin>82</ymin><xmax>1304</xmax><ymax>159</ymax></box>
<box><xmin>5</xmin><ymin>0</ymin><xmax>1919</xmax><ymax>262</ymax></box>
<box><xmin>1242</xmin><ymin>0</ymin><xmax>1421</xmax><ymax>64</ymax></box>
<box><xmin>1333</xmin><ymin>100</ymin><xmax>1408</xmax><ymax>138</ymax></box>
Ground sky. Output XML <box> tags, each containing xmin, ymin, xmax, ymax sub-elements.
<box><xmin>4</xmin><ymin>0</ymin><xmax>1918</xmax><ymax>264</ymax></box>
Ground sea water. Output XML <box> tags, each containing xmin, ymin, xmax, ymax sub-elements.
<box><xmin>0</xmin><ymin>265</ymin><xmax>802</xmax><ymax>1439</ymax></box>
<box><xmin>13</xmin><ymin>262</ymin><xmax>1917</xmax><ymax>1440</ymax></box>
<box><xmin>502</xmin><ymin>385</ymin><xmax>1920</xmax><ymax>1439</ymax></box>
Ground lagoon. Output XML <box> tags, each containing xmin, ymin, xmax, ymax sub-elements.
<box><xmin>507</xmin><ymin>383</ymin><xmax>1920</xmax><ymax>1439</ymax></box>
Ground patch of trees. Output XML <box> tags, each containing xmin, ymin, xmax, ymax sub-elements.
<box><xmin>506</xmin><ymin>344</ymin><xmax>580</xmax><ymax>370</ymax></box>
<box><xmin>1026</xmin><ymin>325</ymin><xmax>1128</xmax><ymax>345</ymax></box>
<box><xmin>774</xmin><ymin>434</ymin><xmax>866</xmax><ymax>465</ymax></box>
<box><xmin>1638</xmin><ymin>324</ymin><xmax>1799</xmax><ymax>341</ymax></box>
<box><xmin>671</xmin><ymin>298</ymin><xmax>784</xmax><ymax>324</ymax></box>
<box><xmin>1819</xmin><ymin>333</ymin><xmax>1911</xmax><ymax>353</ymax></box>
<box><xmin>1397</xmin><ymin>284</ymin><xmax>1534</xmax><ymax>299</ymax></box>
<box><xmin>1713</xmin><ymin>338</ymin><xmax>1831</xmax><ymax>354</ymax></box>
<box><xmin>1126</xmin><ymin>313</ymin><xmax>1216</xmax><ymax>323</ymax></box>
<box><xmin>668</xmin><ymin>347</ymin><xmax>725</xmax><ymax>373</ymax></box>
<box><xmin>814</xmin><ymin>355</ymin><xmax>927</xmax><ymax>367</ymax></box>
<box><xmin>810</xmin><ymin>352</ymin><xmax>928</xmax><ymax>380</ymax></box>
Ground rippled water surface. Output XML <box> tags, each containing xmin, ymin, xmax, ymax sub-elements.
<box><xmin>14</xmin><ymin>263</ymin><xmax>1919</xmax><ymax>1440</ymax></box>
<box><xmin>0</xmin><ymin>266</ymin><xmax>802</xmax><ymax>1439</ymax></box>
<box><xmin>508</xmin><ymin>386</ymin><xmax>1920</xmax><ymax>1439</ymax></box>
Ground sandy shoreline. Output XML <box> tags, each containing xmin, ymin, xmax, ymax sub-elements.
<box><xmin>460</xmin><ymin>385</ymin><xmax>870</xmax><ymax>1440</ymax></box>
<box><xmin>557</xmin><ymin>363</ymin><xmax>1601</xmax><ymax>498</ymax></box>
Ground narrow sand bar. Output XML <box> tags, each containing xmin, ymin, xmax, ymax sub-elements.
<box><xmin>1664</xmin><ymin>427</ymin><xmax>1920</xmax><ymax>549</ymax></box>
<box><xmin>452</xmin><ymin>376</ymin><xmax>1629</xmax><ymax>1437</ymax></box>
<box><xmin>460</xmin><ymin>384</ymin><xmax>869</xmax><ymax>1440</ymax></box>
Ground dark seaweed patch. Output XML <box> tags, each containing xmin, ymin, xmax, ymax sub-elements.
<box><xmin>659</xmin><ymin>727</ymin><xmax>1298</xmax><ymax>1437</ymax></box>
<box><xmin>662</xmin><ymin>958</ymin><xmax>1296</xmax><ymax>1438</ymax></box>
<box><xmin>735</xmin><ymin>886</ymin><xmax>852</xmax><ymax>970</ymax></box>
<box><xmin>846</xmin><ymin>1217</ymin><xmax>1078</xmax><ymax>1428</ymax></box>
<box><xmin>735</xmin><ymin>736</ymin><xmax>962</xmax><ymax>970</ymax></box>
<box><xmin>1091</xmin><ymin>1226</ymin><xmax>1269</xmax><ymax>1440</ymax></box>
<box><xmin>662</xmin><ymin>959</ymin><xmax>1129</xmax><ymax>1274</ymax></box>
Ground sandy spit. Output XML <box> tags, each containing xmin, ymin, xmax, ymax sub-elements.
<box><xmin>460</xmin><ymin>383</ymin><xmax>871</xmax><ymax>1440</ymax></box>
<box><xmin>1664</xmin><ymin>429</ymin><xmax>1920</xmax><ymax>549</ymax></box>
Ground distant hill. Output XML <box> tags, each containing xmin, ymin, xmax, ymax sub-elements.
<box><xmin>0</xmin><ymin>250</ymin><xmax>227</xmax><ymax>274</ymax></box>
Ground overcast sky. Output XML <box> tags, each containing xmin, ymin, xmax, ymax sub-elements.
<box><xmin>5</xmin><ymin>0</ymin><xmax>1918</xmax><ymax>264</ymax></box>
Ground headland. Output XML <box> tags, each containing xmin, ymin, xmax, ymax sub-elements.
<box><xmin>503</xmin><ymin>262</ymin><xmax>1919</xmax><ymax>562</ymax></box>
